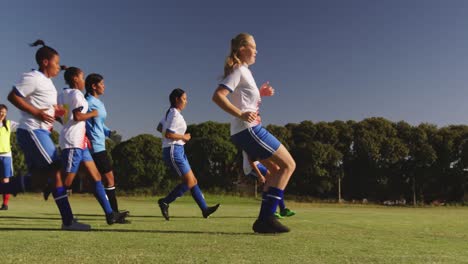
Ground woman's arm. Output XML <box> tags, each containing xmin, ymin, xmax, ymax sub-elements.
<box><xmin>165</xmin><ymin>131</ymin><xmax>191</xmax><ymax>142</ymax></box>
<box><xmin>212</xmin><ymin>86</ymin><xmax>257</xmax><ymax>123</ymax></box>
<box><xmin>7</xmin><ymin>90</ymin><xmax>55</xmax><ymax>123</ymax></box>
<box><xmin>73</xmin><ymin>109</ymin><xmax>98</xmax><ymax>122</ymax></box>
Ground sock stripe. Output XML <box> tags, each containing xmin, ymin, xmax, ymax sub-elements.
<box><xmin>54</xmin><ymin>194</ymin><xmax>68</xmax><ymax>201</ymax></box>
<box><xmin>266</xmin><ymin>194</ymin><xmax>282</xmax><ymax>200</ymax></box>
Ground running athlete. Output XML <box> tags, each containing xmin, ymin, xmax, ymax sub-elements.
<box><xmin>157</xmin><ymin>88</ymin><xmax>220</xmax><ymax>220</ymax></box>
<box><xmin>58</xmin><ymin>67</ymin><xmax>128</xmax><ymax>225</ymax></box>
<box><xmin>212</xmin><ymin>33</ymin><xmax>296</xmax><ymax>233</ymax></box>
<box><xmin>85</xmin><ymin>73</ymin><xmax>128</xmax><ymax>217</ymax></box>
<box><xmin>7</xmin><ymin>40</ymin><xmax>89</xmax><ymax>230</ymax></box>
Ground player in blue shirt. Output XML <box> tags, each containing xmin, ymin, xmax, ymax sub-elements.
<box><xmin>85</xmin><ymin>73</ymin><xmax>128</xmax><ymax>218</ymax></box>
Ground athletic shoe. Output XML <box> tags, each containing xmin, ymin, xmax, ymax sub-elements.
<box><xmin>106</xmin><ymin>211</ymin><xmax>129</xmax><ymax>225</ymax></box>
<box><xmin>273</xmin><ymin>212</ymin><xmax>284</xmax><ymax>219</ymax></box>
<box><xmin>158</xmin><ymin>199</ymin><xmax>170</xmax><ymax>221</ymax></box>
<box><xmin>115</xmin><ymin>210</ymin><xmax>131</xmax><ymax>224</ymax></box>
<box><xmin>0</xmin><ymin>204</ymin><xmax>8</xmax><ymax>210</ymax></box>
<box><xmin>43</xmin><ymin>186</ymin><xmax>52</xmax><ymax>201</ymax></box>
<box><xmin>280</xmin><ymin>208</ymin><xmax>296</xmax><ymax>217</ymax></box>
<box><xmin>61</xmin><ymin>221</ymin><xmax>91</xmax><ymax>231</ymax></box>
<box><xmin>252</xmin><ymin>215</ymin><xmax>290</xmax><ymax>234</ymax></box>
<box><xmin>202</xmin><ymin>204</ymin><xmax>220</xmax><ymax>218</ymax></box>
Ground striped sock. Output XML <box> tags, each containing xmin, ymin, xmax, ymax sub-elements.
<box><xmin>258</xmin><ymin>187</ymin><xmax>283</xmax><ymax>220</ymax></box>
<box><xmin>53</xmin><ymin>187</ymin><xmax>74</xmax><ymax>225</ymax></box>
<box><xmin>105</xmin><ymin>186</ymin><xmax>118</xmax><ymax>212</ymax></box>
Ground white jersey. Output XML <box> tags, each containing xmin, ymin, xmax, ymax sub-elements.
<box><xmin>13</xmin><ymin>70</ymin><xmax>57</xmax><ymax>131</ymax></box>
<box><xmin>161</xmin><ymin>108</ymin><xmax>187</xmax><ymax>148</ymax></box>
<box><xmin>242</xmin><ymin>151</ymin><xmax>259</xmax><ymax>175</ymax></box>
<box><xmin>219</xmin><ymin>64</ymin><xmax>262</xmax><ymax>135</ymax></box>
<box><xmin>58</xmin><ymin>88</ymin><xmax>89</xmax><ymax>149</ymax></box>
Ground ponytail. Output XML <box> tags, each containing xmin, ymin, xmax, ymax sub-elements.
<box><xmin>30</xmin><ymin>39</ymin><xmax>59</xmax><ymax>66</ymax></box>
<box><xmin>166</xmin><ymin>88</ymin><xmax>185</xmax><ymax>120</ymax></box>
<box><xmin>223</xmin><ymin>33</ymin><xmax>253</xmax><ymax>78</ymax></box>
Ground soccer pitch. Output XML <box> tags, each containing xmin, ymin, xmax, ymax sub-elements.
<box><xmin>0</xmin><ymin>194</ymin><xmax>467</xmax><ymax>264</ymax></box>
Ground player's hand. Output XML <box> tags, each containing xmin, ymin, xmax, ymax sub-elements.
<box><xmin>259</xmin><ymin>81</ymin><xmax>275</xmax><ymax>97</ymax></box>
<box><xmin>183</xmin><ymin>133</ymin><xmax>191</xmax><ymax>142</ymax></box>
<box><xmin>35</xmin><ymin>108</ymin><xmax>55</xmax><ymax>124</ymax></box>
<box><xmin>240</xmin><ymin>111</ymin><xmax>257</xmax><ymax>123</ymax></box>
<box><xmin>258</xmin><ymin>175</ymin><xmax>266</xmax><ymax>184</ymax></box>
<box><xmin>90</xmin><ymin>109</ymin><xmax>98</xmax><ymax>117</ymax></box>
<box><xmin>54</xmin><ymin>105</ymin><xmax>66</xmax><ymax>117</ymax></box>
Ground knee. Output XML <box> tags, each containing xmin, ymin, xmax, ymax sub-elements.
<box><xmin>285</xmin><ymin>159</ymin><xmax>296</xmax><ymax>173</ymax></box>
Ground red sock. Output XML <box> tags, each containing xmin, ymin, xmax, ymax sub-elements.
<box><xmin>3</xmin><ymin>194</ymin><xmax>10</xmax><ymax>206</ymax></box>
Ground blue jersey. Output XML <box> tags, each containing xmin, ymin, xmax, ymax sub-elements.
<box><xmin>85</xmin><ymin>95</ymin><xmax>111</xmax><ymax>153</ymax></box>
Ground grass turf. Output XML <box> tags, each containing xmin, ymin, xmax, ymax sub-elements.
<box><xmin>0</xmin><ymin>194</ymin><xmax>467</xmax><ymax>263</ymax></box>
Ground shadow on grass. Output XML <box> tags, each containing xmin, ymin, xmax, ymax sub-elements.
<box><xmin>0</xmin><ymin>227</ymin><xmax>254</xmax><ymax>235</ymax></box>
<box><xmin>42</xmin><ymin>213</ymin><xmax>255</xmax><ymax>219</ymax></box>
<box><xmin>0</xmin><ymin>215</ymin><xmax>61</xmax><ymax>221</ymax></box>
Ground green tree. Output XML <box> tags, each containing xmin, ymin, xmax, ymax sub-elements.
<box><xmin>111</xmin><ymin>134</ymin><xmax>169</xmax><ymax>192</ymax></box>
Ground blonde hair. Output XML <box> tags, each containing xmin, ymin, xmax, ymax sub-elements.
<box><xmin>223</xmin><ymin>33</ymin><xmax>253</xmax><ymax>78</ymax></box>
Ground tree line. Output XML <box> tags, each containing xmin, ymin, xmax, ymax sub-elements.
<box><xmin>10</xmin><ymin>117</ymin><xmax>468</xmax><ymax>204</ymax></box>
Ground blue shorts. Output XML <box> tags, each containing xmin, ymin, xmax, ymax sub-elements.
<box><xmin>0</xmin><ymin>156</ymin><xmax>13</xmax><ymax>178</ymax></box>
<box><xmin>62</xmin><ymin>148</ymin><xmax>93</xmax><ymax>173</ymax></box>
<box><xmin>231</xmin><ymin>125</ymin><xmax>281</xmax><ymax>161</ymax></box>
<box><xmin>246</xmin><ymin>163</ymin><xmax>268</xmax><ymax>180</ymax></box>
<box><xmin>163</xmin><ymin>145</ymin><xmax>191</xmax><ymax>177</ymax></box>
<box><xmin>16</xmin><ymin>128</ymin><xmax>60</xmax><ymax>171</ymax></box>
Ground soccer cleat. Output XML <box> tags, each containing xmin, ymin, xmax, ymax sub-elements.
<box><xmin>106</xmin><ymin>211</ymin><xmax>129</xmax><ymax>225</ymax></box>
<box><xmin>0</xmin><ymin>204</ymin><xmax>8</xmax><ymax>211</ymax></box>
<box><xmin>158</xmin><ymin>199</ymin><xmax>170</xmax><ymax>221</ymax></box>
<box><xmin>115</xmin><ymin>210</ymin><xmax>131</xmax><ymax>224</ymax></box>
<box><xmin>202</xmin><ymin>204</ymin><xmax>220</xmax><ymax>218</ymax></box>
<box><xmin>43</xmin><ymin>187</ymin><xmax>52</xmax><ymax>201</ymax></box>
<box><xmin>252</xmin><ymin>215</ymin><xmax>290</xmax><ymax>234</ymax></box>
<box><xmin>280</xmin><ymin>208</ymin><xmax>296</xmax><ymax>217</ymax></box>
<box><xmin>273</xmin><ymin>212</ymin><xmax>284</xmax><ymax>219</ymax></box>
<box><xmin>61</xmin><ymin>221</ymin><xmax>91</xmax><ymax>231</ymax></box>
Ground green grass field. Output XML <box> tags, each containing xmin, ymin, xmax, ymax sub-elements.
<box><xmin>1</xmin><ymin>194</ymin><xmax>468</xmax><ymax>264</ymax></box>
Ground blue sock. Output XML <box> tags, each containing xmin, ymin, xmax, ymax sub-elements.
<box><xmin>163</xmin><ymin>183</ymin><xmax>189</xmax><ymax>204</ymax></box>
<box><xmin>278</xmin><ymin>198</ymin><xmax>286</xmax><ymax>211</ymax></box>
<box><xmin>53</xmin><ymin>187</ymin><xmax>74</xmax><ymax>225</ymax></box>
<box><xmin>258</xmin><ymin>187</ymin><xmax>284</xmax><ymax>220</ymax></box>
<box><xmin>190</xmin><ymin>185</ymin><xmax>207</xmax><ymax>211</ymax></box>
<box><xmin>94</xmin><ymin>181</ymin><xmax>113</xmax><ymax>215</ymax></box>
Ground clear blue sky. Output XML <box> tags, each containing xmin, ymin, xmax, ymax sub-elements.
<box><xmin>1</xmin><ymin>0</ymin><xmax>468</xmax><ymax>139</ymax></box>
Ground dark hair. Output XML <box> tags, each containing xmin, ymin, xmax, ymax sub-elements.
<box><xmin>165</xmin><ymin>88</ymin><xmax>185</xmax><ymax>119</ymax></box>
<box><xmin>63</xmin><ymin>66</ymin><xmax>82</xmax><ymax>88</ymax></box>
<box><xmin>0</xmin><ymin>104</ymin><xmax>8</xmax><ymax>131</ymax></box>
<box><xmin>30</xmin><ymin>40</ymin><xmax>59</xmax><ymax>66</ymax></box>
<box><xmin>85</xmin><ymin>73</ymin><xmax>104</xmax><ymax>98</ymax></box>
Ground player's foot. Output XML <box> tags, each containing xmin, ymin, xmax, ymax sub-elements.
<box><xmin>0</xmin><ymin>204</ymin><xmax>8</xmax><ymax>210</ymax></box>
<box><xmin>42</xmin><ymin>186</ymin><xmax>52</xmax><ymax>201</ymax></box>
<box><xmin>280</xmin><ymin>208</ymin><xmax>296</xmax><ymax>217</ymax></box>
<box><xmin>252</xmin><ymin>215</ymin><xmax>290</xmax><ymax>234</ymax></box>
<box><xmin>273</xmin><ymin>212</ymin><xmax>284</xmax><ymax>219</ymax></box>
<box><xmin>115</xmin><ymin>210</ymin><xmax>131</xmax><ymax>224</ymax></box>
<box><xmin>158</xmin><ymin>199</ymin><xmax>170</xmax><ymax>220</ymax></box>
<box><xmin>202</xmin><ymin>204</ymin><xmax>220</xmax><ymax>218</ymax></box>
<box><xmin>61</xmin><ymin>221</ymin><xmax>91</xmax><ymax>231</ymax></box>
<box><xmin>106</xmin><ymin>211</ymin><xmax>129</xmax><ymax>225</ymax></box>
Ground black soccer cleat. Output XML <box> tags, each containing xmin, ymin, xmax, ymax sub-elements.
<box><xmin>0</xmin><ymin>204</ymin><xmax>8</xmax><ymax>211</ymax></box>
<box><xmin>252</xmin><ymin>215</ymin><xmax>290</xmax><ymax>234</ymax></box>
<box><xmin>106</xmin><ymin>211</ymin><xmax>129</xmax><ymax>225</ymax></box>
<box><xmin>158</xmin><ymin>199</ymin><xmax>170</xmax><ymax>221</ymax></box>
<box><xmin>202</xmin><ymin>203</ymin><xmax>220</xmax><ymax>218</ymax></box>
